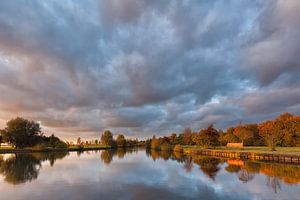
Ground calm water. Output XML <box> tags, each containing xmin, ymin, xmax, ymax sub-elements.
<box><xmin>0</xmin><ymin>149</ymin><xmax>300</xmax><ymax>200</ymax></box>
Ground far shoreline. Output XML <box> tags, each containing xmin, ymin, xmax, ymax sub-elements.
<box><xmin>0</xmin><ymin>146</ymin><xmax>112</xmax><ymax>154</ymax></box>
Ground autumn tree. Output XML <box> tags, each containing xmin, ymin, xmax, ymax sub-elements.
<box><xmin>273</xmin><ymin>113</ymin><xmax>300</xmax><ymax>147</ymax></box>
<box><xmin>259</xmin><ymin>113</ymin><xmax>300</xmax><ymax>149</ymax></box>
<box><xmin>101</xmin><ymin>130</ymin><xmax>114</xmax><ymax>146</ymax></box>
<box><xmin>192</xmin><ymin>124</ymin><xmax>219</xmax><ymax>148</ymax></box>
<box><xmin>234</xmin><ymin>124</ymin><xmax>254</xmax><ymax>145</ymax></box>
<box><xmin>259</xmin><ymin>121</ymin><xmax>280</xmax><ymax>151</ymax></box>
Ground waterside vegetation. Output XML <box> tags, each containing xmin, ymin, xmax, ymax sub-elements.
<box><xmin>0</xmin><ymin>112</ymin><xmax>299</xmax><ymax>161</ymax></box>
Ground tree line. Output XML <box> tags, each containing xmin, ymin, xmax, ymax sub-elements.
<box><xmin>0</xmin><ymin>117</ymin><xmax>67</xmax><ymax>149</ymax></box>
<box><xmin>0</xmin><ymin>112</ymin><xmax>299</xmax><ymax>150</ymax></box>
<box><xmin>91</xmin><ymin>130</ymin><xmax>145</xmax><ymax>148</ymax></box>
<box><xmin>146</xmin><ymin>112</ymin><xmax>300</xmax><ymax>151</ymax></box>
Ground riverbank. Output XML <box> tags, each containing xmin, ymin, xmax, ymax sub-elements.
<box><xmin>0</xmin><ymin>145</ymin><xmax>112</xmax><ymax>154</ymax></box>
<box><xmin>182</xmin><ymin>146</ymin><xmax>300</xmax><ymax>164</ymax></box>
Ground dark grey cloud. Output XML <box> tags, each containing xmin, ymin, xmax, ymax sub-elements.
<box><xmin>241</xmin><ymin>0</ymin><xmax>300</xmax><ymax>85</ymax></box>
<box><xmin>0</xmin><ymin>0</ymin><xmax>299</xmax><ymax>140</ymax></box>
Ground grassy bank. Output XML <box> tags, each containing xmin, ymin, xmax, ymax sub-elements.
<box><xmin>0</xmin><ymin>145</ymin><xmax>111</xmax><ymax>154</ymax></box>
<box><xmin>182</xmin><ymin>146</ymin><xmax>300</xmax><ymax>156</ymax></box>
<box><xmin>180</xmin><ymin>146</ymin><xmax>300</xmax><ymax>164</ymax></box>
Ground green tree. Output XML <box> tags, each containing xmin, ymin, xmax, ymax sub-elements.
<box><xmin>116</xmin><ymin>134</ymin><xmax>126</xmax><ymax>147</ymax></box>
<box><xmin>101</xmin><ymin>130</ymin><xmax>114</xmax><ymax>146</ymax></box>
<box><xmin>1</xmin><ymin>117</ymin><xmax>42</xmax><ymax>148</ymax></box>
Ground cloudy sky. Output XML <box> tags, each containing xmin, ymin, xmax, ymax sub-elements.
<box><xmin>0</xmin><ymin>0</ymin><xmax>299</xmax><ymax>140</ymax></box>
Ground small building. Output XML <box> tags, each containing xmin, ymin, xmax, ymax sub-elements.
<box><xmin>227</xmin><ymin>142</ymin><xmax>243</xmax><ymax>148</ymax></box>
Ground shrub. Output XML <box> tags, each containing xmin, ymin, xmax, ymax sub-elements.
<box><xmin>32</xmin><ymin>144</ymin><xmax>48</xmax><ymax>151</ymax></box>
<box><xmin>173</xmin><ymin>145</ymin><xmax>183</xmax><ymax>153</ymax></box>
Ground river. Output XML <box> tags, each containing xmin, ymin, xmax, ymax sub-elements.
<box><xmin>0</xmin><ymin>148</ymin><xmax>299</xmax><ymax>200</ymax></box>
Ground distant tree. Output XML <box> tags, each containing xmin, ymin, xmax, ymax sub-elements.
<box><xmin>182</xmin><ymin>128</ymin><xmax>193</xmax><ymax>145</ymax></box>
<box><xmin>101</xmin><ymin>130</ymin><xmax>114</xmax><ymax>146</ymax></box>
<box><xmin>234</xmin><ymin>124</ymin><xmax>253</xmax><ymax>144</ymax></box>
<box><xmin>95</xmin><ymin>139</ymin><xmax>99</xmax><ymax>145</ymax></box>
<box><xmin>116</xmin><ymin>134</ymin><xmax>126</xmax><ymax>147</ymax></box>
<box><xmin>0</xmin><ymin>134</ymin><xmax>2</xmax><ymax>146</ymax></box>
<box><xmin>192</xmin><ymin>124</ymin><xmax>219</xmax><ymax>148</ymax></box>
<box><xmin>77</xmin><ymin>137</ymin><xmax>81</xmax><ymax>145</ymax></box>
<box><xmin>1</xmin><ymin>117</ymin><xmax>42</xmax><ymax>148</ymax></box>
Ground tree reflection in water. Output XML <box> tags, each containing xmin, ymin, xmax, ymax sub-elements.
<box><xmin>145</xmin><ymin>148</ymin><xmax>300</xmax><ymax>192</ymax></box>
<box><xmin>267</xmin><ymin>177</ymin><xmax>281</xmax><ymax>193</ymax></box>
<box><xmin>101</xmin><ymin>150</ymin><xmax>114</xmax><ymax>165</ymax></box>
<box><xmin>238</xmin><ymin>169</ymin><xmax>254</xmax><ymax>183</ymax></box>
<box><xmin>100</xmin><ymin>148</ymin><xmax>140</xmax><ymax>165</ymax></box>
<box><xmin>225</xmin><ymin>159</ymin><xmax>300</xmax><ymax>193</ymax></box>
<box><xmin>184</xmin><ymin>156</ymin><xmax>193</xmax><ymax>173</ymax></box>
<box><xmin>193</xmin><ymin>157</ymin><xmax>221</xmax><ymax>180</ymax></box>
<box><xmin>0</xmin><ymin>152</ymin><xmax>68</xmax><ymax>185</ymax></box>
<box><xmin>146</xmin><ymin>149</ymin><xmax>222</xmax><ymax>180</ymax></box>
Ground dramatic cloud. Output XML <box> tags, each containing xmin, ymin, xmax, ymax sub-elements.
<box><xmin>0</xmin><ymin>0</ymin><xmax>299</xmax><ymax>140</ymax></box>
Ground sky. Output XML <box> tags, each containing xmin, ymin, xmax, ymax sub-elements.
<box><xmin>0</xmin><ymin>0</ymin><xmax>299</xmax><ymax>140</ymax></box>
